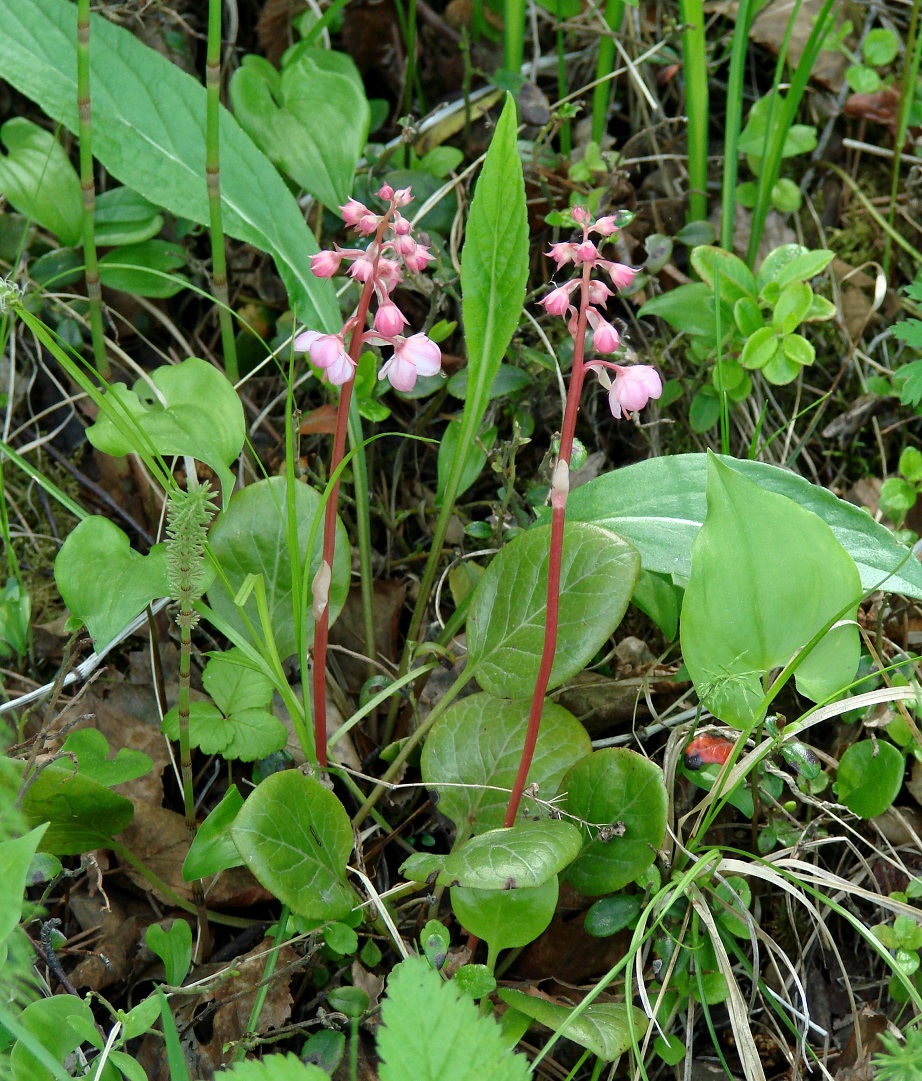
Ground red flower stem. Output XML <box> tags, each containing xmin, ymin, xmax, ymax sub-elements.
<box><xmin>313</xmin><ymin>213</ymin><xmax>393</xmax><ymax>767</ymax></box>
<box><xmin>503</xmin><ymin>257</ymin><xmax>592</xmax><ymax>827</ymax></box>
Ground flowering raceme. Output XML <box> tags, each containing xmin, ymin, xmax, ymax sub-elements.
<box><xmin>294</xmin><ymin>183</ymin><xmax>440</xmax><ymax>392</ymax></box>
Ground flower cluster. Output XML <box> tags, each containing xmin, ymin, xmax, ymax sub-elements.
<box><xmin>539</xmin><ymin>206</ymin><xmax>662</xmax><ymax>419</ymax></box>
<box><xmin>294</xmin><ymin>184</ymin><xmax>441</xmax><ymax>392</ymax></box>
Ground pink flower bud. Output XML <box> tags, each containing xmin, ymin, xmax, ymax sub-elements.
<box><xmin>393</xmin><ymin>187</ymin><xmax>413</xmax><ymax>207</ymax></box>
<box><xmin>540</xmin><ymin>283</ymin><xmax>577</xmax><ymax>317</ymax></box>
<box><xmin>393</xmin><ymin>234</ymin><xmax>417</xmax><ymax>257</ymax></box>
<box><xmin>575</xmin><ymin>240</ymin><xmax>599</xmax><ymax>265</ymax></box>
<box><xmin>310</xmin><ymin>250</ymin><xmax>342</xmax><ymax>278</ymax></box>
<box><xmin>379</xmin><ymin>333</ymin><xmax>441</xmax><ymax>391</ymax></box>
<box><xmin>571</xmin><ymin>206</ymin><xmax>591</xmax><ymax>225</ymax></box>
<box><xmin>592</xmin><ymin>215</ymin><xmax>619</xmax><ymax>236</ymax></box>
<box><xmin>357</xmin><ymin>211</ymin><xmax>380</xmax><ymax>235</ymax></box>
<box><xmin>607</xmin><ymin>364</ymin><xmax>662</xmax><ymax>419</ymax></box>
<box><xmin>340</xmin><ymin>198</ymin><xmax>368</xmax><ymax>227</ymax></box>
<box><xmin>606</xmin><ymin>262</ymin><xmax>638</xmax><ymax>290</ymax></box>
<box><xmin>374</xmin><ymin>300</ymin><xmax>408</xmax><ymax>337</ymax></box>
<box><xmin>349</xmin><ymin>254</ymin><xmax>376</xmax><ymax>282</ymax></box>
<box><xmin>377</xmin><ymin>183</ymin><xmax>395</xmax><ymax>201</ymax></box>
<box><xmin>393</xmin><ymin>213</ymin><xmax>412</xmax><ymax>235</ymax></box>
<box><xmin>592</xmin><ymin>318</ymin><xmax>620</xmax><ymax>354</ymax></box>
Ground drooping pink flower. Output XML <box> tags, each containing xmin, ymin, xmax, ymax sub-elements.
<box><xmin>295</xmin><ymin>331</ymin><xmax>355</xmax><ymax>386</ymax></box>
<box><xmin>547</xmin><ymin>242</ymin><xmax>576</xmax><ymax>269</ymax></box>
<box><xmin>310</xmin><ymin>250</ymin><xmax>342</xmax><ymax>278</ymax></box>
<box><xmin>379</xmin><ymin>333</ymin><xmax>441</xmax><ymax>391</ymax></box>
<box><xmin>540</xmin><ymin>282</ymin><xmax>578</xmax><ymax>317</ymax></box>
<box><xmin>574</xmin><ymin>239</ymin><xmax>599</xmax><ymax>265</ymax></box>
<box><xmin>592</xmin><ymin>215</ymin><xmax>620</xmax><ymax>237</ymax></box>
<box><xmin>607</xmin><ymin>364</ymin><xmax>662</xmax><ymax>418</ymax></box>
<box><xmin>587</xmin><ymin>281</ymin><xmax>614</xmax><ymax>306</ymax></box>
<box><xmin>376</xmin><ymin>183</ymin><xmax>395</xmax><ymax>201</ymax></box>
<box><xmin>393</xmin><ymin>187</ymin><xmax>413</xmax><ymax>207</ymax></box>
<box><xmin>375</xmin><ymin>300</ymin><xmax>408</xmax><ymax>337</ymax></box>
<box><xmin>586</xmin><ymin>309</ymin><xmax>620</xmax><ymax>354</ymax></box>
<box><xmin>605</xmin><ymin>262</ymin><xmax>638</xmax><ymax>291</ymax></box>
<box><xmin>339</xmin><ymin>198</ymin><xmax>368</xmax><ymax>227</ymax></box>
<box><xmin>403</xmin><ymin>244</ymin><xmax>433</xmax><ymax>274</ymax></box>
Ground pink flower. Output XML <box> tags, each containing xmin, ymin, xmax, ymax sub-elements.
<box><xmin>310</xmin><ymin>250</ymin><xmax>342</xmax><ymax>278</ymax></box>
<box><xmin>357</xmin><ymin>211</ymin><xmax>380</xmax><ymax>236</ymax></box>
<box><xmin>586</xmin><ymin>309</ymin><xmax>620</xmax><ymax>353</ymax></box>
<box><xmin>349</xmin><ymin>254</ymin><xmax>376</xmax><ymax>282</ymax></box>
<box><xmin>374</xmin><ymin>300</ymin><xmax>408</xmax><ymax>337</ymax></box>
<box><xmin>607</xmin><ymin>364</ymin><xmax>662</xmax><ymax>418</ymax></box>
<box><xmin>574</xmin><ymin>240</ymin><xmax>599</xmax><ymax>265</ymax></box>
<box><xmin>393</xmin><ymin>214</ymin><xmax>412</xmax><ymax>236</ymax></box>
<box><xmin>376</xmin><ymin>183</ymin><xmax>394</xmax><ymax>201</ymax></box>
<box><xmin>571</xmin><ymin>206</ymin><xmax>592</xmax><ymax>226</ymax></box>
<box><xmin>376</xmin><ymin>258</ymin><xmax>403</xmax><ymax>292</ymax></box>
<box><xmin>393</xmin><ymin>187</ymin><xmax>413</xmax><ymax>207</ymax></box>
<box><xmin>587</xmin><ymin>281</ymin><xmax>614</xmax><ymax>306</ymax></box>
<box><xmin>605</xmin><ymin>262</ymin><xmax>638</xmax><ymax>290</ymax></box>
<box><xmin>592</xmin><ymin>215</ymin><xmax>619</xmax><ymax>237</ymax></box>
<box><xmin>403</xmin><ymin>244</ymin><xmax>433</xmax><ymax>274</ymax></box>
<box><xmin>379</xmin><ymin>333</ymin><xmax>441</xmax><ymax>391</ymax></box>
<box><xmin>540</xmin><ymin>282</ymin><xmax>578</xmax><ymax>317</ymax></box>
<box><xmin>547</xmin><ymin>242</ymin><xmax>576</xmax><ymax>269</ymax></box>
<box><xmin>340</xmin><ymin>198</ymin><xmax>368</xmax><ymax>227</ymax></box>
<box><xmin>295</xmin><ymin>331</ymin><xmax>355</xmax><ymax>386</ymax></box>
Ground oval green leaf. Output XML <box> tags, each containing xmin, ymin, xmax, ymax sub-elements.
<box><xmin>0</xmin><ymin>117</ymin><xmax>81</xmax><ymax>245</ymax></box>
<box><xmin>451</xmin><ymin>877</ymin><xmax>558</xmax><ymax>952</ymax></box>
<box><xmin>835</xmin><ymin>740</ymin><xmax>904</xmax><ymax>818</ymax></box>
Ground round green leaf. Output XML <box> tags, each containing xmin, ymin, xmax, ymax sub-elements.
<box><xmin>782</xmin><ymin>332</ymin><xmax>815</xmax><ymax>367</ymax></box>
<box><xmin>421</xmin><ymin>693</ymin><xmax>591</xmax><ymax>840</ymax></box>
<box><xmin>402</xmin><ymin>820</ymin><xmax>582</xmax><ymax>890</ymax></box>
<box><xmin>681</xmin><ymin>454</ymin><xmax>861</xmax><ymax>727</ymax></box>
<box><xmin>740</xmin><ymin>326</ymin><xmax>779</xmax><ymax>370</ymax></box>
<box><xmin>770</xmin><ymin>178</ymin><xmax>802</xmax><ymax>214</ymax></box>
<box><xmin>655</xmin><ymin>1033</ymin><xmax>686</xmax><ymax>1065</ymax></box>
<box><xmin>862</xmin><ymin>28</ymin><xmax>899</xmax><ymax>67</ymax></box>
<box><xmin>55</xmin><ymin>516</ymin><xmax>170</xmax><ymax>649</ymax></box>
<box><xmin>584</xmin><ymin>894</ymin><xmax>641</xmax><ymax>938</ymax></box>
<box><xmin>763</xmin><ymin>347</ymin><xmax>804</xmax><ymax>385</ymax></box>
<box><xmin>562</xmin><ymin>749</ymin><xmax>666</xmax><ymax>895</ymax></box>
<box><xmin>0</xmin><ymin>117</ymin><xmax>82</xmax><ymax>246</ymax></box>
<box><xmin>86</xmin><ymin>358</ymin><xmax>245</xmax><ymax>508</ymax></box>
<box><xmin>846</xmin><ymin>64</ymin><xmax>882</xmax><ymax>93</ymax></box>
<box><xmin>835</xmin><ymin>740</ymin><xmax>904</xmax><ymax>818</ymax></box>
<box><xmin>772</xmin><ymin>281</ymin><xmax>812</xmax><ymax>334</ymax></box>
<box><xmin>689</xmin><ymin>386</ymin><xmax>720</xmax><ymax>432</ymax></box>
<box><xmin>451</xmin><ymin>878</ymin><xmax>558</xmax><ymax>952</ymax></box>
<box><xmin>466</xmin><ymin>522</ymin><xmax>639</xmax><ymax>697</ymax></box>
<box><xmin>689</xmin><ymin>246</ymin><xmax>757</xmax><ymax>304</ymax></box>
<box><xmin>757</xmin><ymin>244</ymin><xmax>833</xmax><ymax>292</ymax></box>
<box><xmin>206</xmin><ymin>476</ymin><xmax>350</xmax><ymax>660</ymax></box>
<box><xmin>231</xmin><ymin>770</ymin><xmax>355</xmax><ymax>921</ymax></box>
<box><xmin>453</xmin><ymin>963</ymin><xmax>497</xmax><ymax>999</ymax></box>
<box><xmin>497</xmin><ymin>988</ymin><xmax>648</xmax><ymax>1062</ymax></box>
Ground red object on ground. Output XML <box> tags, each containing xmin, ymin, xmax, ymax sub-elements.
<box><xmin>684</xmin><ymin>733</ymin><xmax>735</xmax><ymax>771</ymax></box>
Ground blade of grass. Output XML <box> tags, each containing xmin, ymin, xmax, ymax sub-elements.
<box><xmin>591</xmin><ymin>0</ymin><xmax>624</xmax><ymax>145</ymax></box>
<box><xmin>679</xmin><ymin>0</ymin><xmax>709</xmax><ymax>222</ymax></box>
<box><xmin>719</xmin><ymin>0</ymin><xmax>756</xmax><ymax>249</ymax></box>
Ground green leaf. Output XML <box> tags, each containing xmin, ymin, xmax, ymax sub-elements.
<box><xmin>93</xmin><ymin>186</ymin><xmax>163</xmax><ymax>246</ymax></box>
<box><xmin>446</xmin><ymin>364</ymin><xmax>531</xmax><ymax>401</ymax></box>
<box><xmin>453</xmin><ymin>964</ymin><xmax>497</xmax><ymax>999</ymax></box>
<box><xmin>451</xmin><ymin>878</ymin><xmax>558</xmax><ymax>952</ymax></box>
<box><xmin>20</xmin><ymin>761</ymin><xmax>134</xmax><ymax>854</ymax></box>
<box><xmin>740</xmin><ymin>326</ymin><xmax>779</xmax><ymax>370</ymax></box>
<box><xmin>231</xmin><ymin>769</ymin><xmax>355</xmax><ymax>921</ymax></box>
<box><xmin>655</xmin><ymin>1033</ymin><xmax>686</xmax><ymax>1065</ymax></box>
<box><xmin>560</xmin><ymin>453</ymin><xmax>922</xmax><ymax>601</ymax></box>
<box><xmin>206</xmin><ymin>476</ymin><xmax>350</xmax><ymax>660</ymax></box>
<box><xmin>734</xmin><ymin>296</ymin><xmax>764</xmax><ymax>337</ymax></box>
<box><xmin>681</xmin><ymin>455</ymin><xmax>861</xmax><ymax>728</ymax></box>
<box><xmin>86</xmin><ymin>358</ymin><xmax>244</xmax><ymax>508</ymax></box>
<box><xmin>638</xmin><ymin>282</ymin><xmax>717</xmax><ymax>340</ymax></box>
<box><xmin>377</xmin><ymin>955</ymin><xmax>531</xmax><ymax>1081</ymax></box>
<box><xmin>630</xmin><ymin>569</ymin><xmax>678</xmax><ymax>640</ymax></box>
<box><xmin>497</xmin><ymin>988</ymin><xmax>648</xmax><ymax>1062</ymax></box>
<box><xmin>562</xmin><ymin>749</ymin><xmax>666</xmax><ymax>895</ymax></box>
<box><xmin>0</xmin><ymin>0</ymin><xmax>338</xmax><ymax>329</ymax></box>
<box><xmin>60</xmin><ymin>728</ymin><xmax>153</xmax><ymax>787</ymax></box>
<box><xmin>757</xmin><ymin>244</ymin><xmax>830</xmax><ymax>291</ymax></box>
<box><xmin>216</xmin><ymin>1053</ymin><xmax>329</xmax><ymax>1080</ymax></box>
<box><xmin>689</xmin><ymin>387</ymin><xmax>720</xmax><ymax>432</ymax></box>
<box><xmin>98</xmin><ymin>239</ymin><xmax>188</xmax><ymax>297</ymax></box>
<box><xmin>689</xmin><ymin>246</ymin><xmax>757</xmax><ymax>304</ymax></box>
<box><xmin>0</xmin><ymin>118</ymin><xmax>81</xmax><ymax>245</ymax></box>
<box><xmin>145</xmin><ymin>919</ymin><xmax>192</xmax><ymax>986</ymax></box>
<box><xmin>900</xmin><ymin>447</ymin><xmax>922</xmax><ymax>483</ymax></box>
<box><xmin>436</xmin><ymin>419</ymin><xmax>496</xmax><ymax>506</ymax></box>
<box><xmin>835</xmin><ymin>740</ymin><xmax>904</xmax><ymax>818</ymax></box>
<box><xmin>781</xmin><ymin>332</ymin><xmax>815</xmax><ymax>367</ymax></box>
<box><xmin>772</xmin><ymin>281</ymin><xmax>812</xmax><ymax>334</ymax></box>
<box><xmin>846</xmin><ymin>64</ymin><xmax>881</xmax><ymax>93</ymax></box>
<box><xmin>183</xmin><ymin>785</ymin><xmax>245</xmax><ymax>880</ymax></box>
<box><xmin>762</xmin><ymin>347</ymin><xmax>803</xmax><ymax>385</ymax></box>
<box><xmin>466</xmin><ymin>522</ymin><xmax>639</xmax><ymax>698</ymax></box>
<box><xmin>229</xmin><ymin>51</ymin><xmax>369</xmax><ymax>207</ymax></box>
<box><xmin>324</xmin><ymin>922</ymin><xmax>359</xmax><ymax>956</ymax></box>
<box><xmin>421</xmin><ymin>693</ymin><xmax>591</xmax><ymax>839</ymax></box>
<box><xmin>584</xmin><ymin>894</ymin><xmax>641</xmax><ymax>938</ymax></box>
<box><xmin>863</xmin><ymin>28</ymin><xmax>899</xmax><ymax>66</ymax></box>
<box><xmin>770</xmin><ymin>178</ymin><xmax>802</xmax><ymax>213</ymax></box>
<box><xmin>54</xmin><ymin>516</ymin><xmax>168</xmax><ymax>649</ymax></box>
<box><xmin>162</xmin><ymin>650</ymin><xmax>286</xmax><ymax>761</ymax></box>
<box><xmin>401</xmin><ymin>820</ymin><xmax>582</xmax><ymax>889</ymax></box>
<box><xmin>0</xmin><ymin>578</ymin><xmax>31</xmax><ymax>658</ymax></box>
<box><xmin>10</xmin><ymin>996</ymin><xmax>97</xmax><ymax>1081</ymax></box>
<box><xmin>116</xmin><ymin>995</ymin><xmax>162</xmax><ymax>1041</ymax></box>
<box><xmin>448</xmin><ymin>93</ymin><xmax>528</xmax><ymax>519</ymax></box>
<box><xmin>0</xmin><ymin>825</ymin><xmax>47</xmax><ymax>941</ymax></box>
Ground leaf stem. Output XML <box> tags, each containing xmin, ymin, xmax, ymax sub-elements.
<box><xmin>503</xmin><ymin>259</ymin><xmax>591</xmax><ymax>827</ymax></box>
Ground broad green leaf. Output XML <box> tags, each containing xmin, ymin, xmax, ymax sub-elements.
<box><xmin>93</xmin><ymin>186</ymin><xmax>163</xmax><ymax>246</ymax></box>
<box><xmin>637</xmin><ymin>282</ymin><xmax>717</xmax><ymax>340</ymax></box>
<box><xmin>771</xmin><ymin>177</ymin><xmax>802</xmax><ymax>213</ymax></box>
<box><xmin>630</xmin><ymin>569</ymin><xmax>678</xmax><ymax>640</ymax></box>
<box><xmin>19</xmin><ymin>761</ymin><xmax>134</xmax><ymax>855</ymax></box>
<box><xmin>401</xmin><ymin>820</ymin><xmax>582</xmax><ymax>890</ymax></box>
<box><xmin>421</xmin><ymin>693</ymin><xmax>591</xmax><ymax>839</ymax></box>
<box><xmin>451</xmin><ymin>878</ymin><xmax>558</xmax><ymax>953</ymax></box>
<box><xmin>146</xmin><ymin>919</ymin><xmax>192</xmax><ymax>986</ymax></box>
<box><xmin>446</xmin><ymin>92</ymin><xmax>528</xmax><ymax>516</ymax></box>
<box><xmin>54</xmin><ymin>516</ymin><xmax>169</xmax><ymax>649</ymax></box>
<box><xmin>772</xmin><ymin>281</ymin><xmax>812</xmax><ymax>333</ymax></box>
<box><xmin>60</xmin><ymin>728</ymin><xmax>152</xmax><ymax>787</ymax></box>
<box><xmin>0</xmin><ymin>0</ymin><xmax>339</xmax><ymax>329</ymax></box>
<box><xmin>162</xmin><ymin>650</ymin><xmax>286</xmax><ymax>761</ymax></box>
<box><xmin>436</xmin><ymin>419</ymin><xmax>497</xmax><ymax>506</ymax></box>
<box><xmin>0</xmin><ymin>578</ymin><xmax>30</xmax><ymax>658</ymax></box>
<box><xmin>446</xmin><ymin>364</ymin><xmax>531</xmax><ymax>401</ymax></box>
<box><xmin>466</xmin><ymin>522</ymin><xmax>639</xmax><ymax>697</ymax></box>
<box><xmin>584</xmin><ymin>894</ymin><xmax>641</xmax><ymax>938</ymax></box>
<box><xmin>183</xmin><ymin>785</ymin><xmax>245</xmax><ymax>880</ymax></box>
<box><xmin>835</xmin><ymin>741</ymin><xmax>904</xmax><ymax>818</ymax></box>
<box><xmin>230</xmin><ymin>51</ymin><xmax>369</xmax><ymax>207</ymax></box>
<box><xmin>377</xmin><ymin>955</ymin><xmax>531</xmax><ymax>1081</ymax></box>
<box><xmin>86</xmin><ymin>358</ymin><xmax>244</xmax><ymax>508</ymax></box>
<box><xmin>116</xmin><ymin>996</ymin><xmax>162</xmax><ymax>1041</ymax></box>
<box><xmin>734</xmin><ymin>296</ymin><xmax>763</xmax><ymax>337</ymax></box>
<box><xmin>0</xmin><ymin>118</ymin><xmax>81</xmax><ymax>245</ymax></box>
<box><xmin>681</xmin><ymin>455</ymin><xmax>861</xmax><ymax>727</ymax></box>
<box><xmin>217</xmin><ymin>1053</ymin><xmax>329</xmax><ymax>1080</ymax></box>
<box><xmin>10</xmin><ymin>996</ymin><xmax>96</xmax><ymax>1081</ymax></box>
<box><xmin>757</xmin><ymin>243</ymin><xmax>826</xmax><ymax>291</ymax></box>
<box><xmin>206</xmin><ymin>477</ymin><xmax>350</xmax><ymax>659</ymax></box>
<box><xmin>497</xmin><ymin>989</ymin><xmax>648</xmax><ymax>1062</ymax></box>
<box><xmin>782</xmin><ymin>332</ymin><xmax>815</xmax><ymax>368</ymax></box>
<box><xmin>689</xmin><ymin>246</ymin><xmax>757</xmax><ymax>304</ymax></box>
<box><xmin>763</xmin><ymin>346</ymin><xmax>803</xmax><ymax>385</ymax></box>
<box><xmin>562</xmin><ymin>749</ymin><xmax>666</xmax><ymax>895</ymax></box>
<box><xmin>560</xmin><ymin>453</ymin><xmax>922</xmax><ymax>601</ymax></box>
<box><xmin>231</xmin><ymin>770</ymin><xmax>355</xmax><ymax>921</ymax></box>
<box><xmin>740</xmin><ymin>326</ymin><xmax>779</xmax><ymax>370</ymax></box>
<box><xmin>98</xmin><ymin>239</ymin><xmax>188</xmax><ymax>297</ymax></box>
<box><xmin>0</xmin><ymin>825</ymin><xmax>47</xmax><ymax>941</ymax></box>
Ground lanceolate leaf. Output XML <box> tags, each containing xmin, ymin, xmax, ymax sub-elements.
<box><xmin>562</xmin><ymin>452</ymin><xmax>922</xmax><ymax>600</ymax></box>
<box><xmin>0</xmin><ymin>0</ymin><xmax>339</xmax><ymax>330</ymax></box>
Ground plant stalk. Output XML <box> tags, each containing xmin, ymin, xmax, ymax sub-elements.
<box><xmin>503</xmin><ymin>260</ymin><xmax>591</xmax><ymax>827</ymax></box>
<box><xmin>76</xmin><ymin>0</ymin><xmax>109</xmax><ymax>379</ymax></box>
<box><xmin>206</xmin><ymin>0</ymin><xmax>239</xmax><ymax>382</ymax></box>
